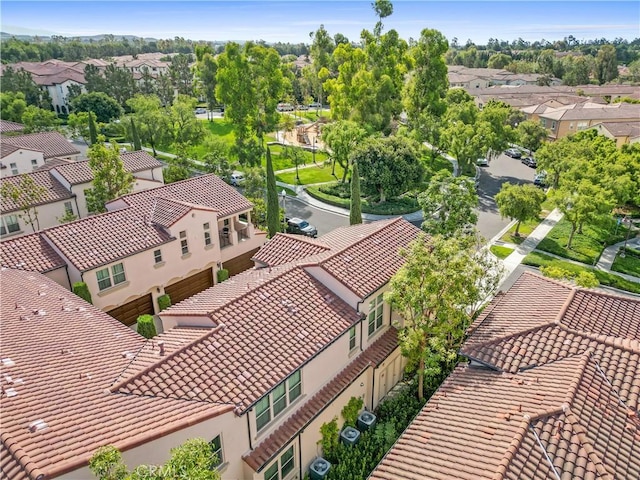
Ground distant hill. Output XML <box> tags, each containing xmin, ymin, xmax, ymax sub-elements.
<box><xmin>0</xmin><ymin>32</ymin><xmax>159</xmax><ymax>43</ymax></box>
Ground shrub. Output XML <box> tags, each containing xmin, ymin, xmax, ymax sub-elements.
<box><xmin>217</xmin><ymin>268</ymin><xmax>229</xmax><ymax>283</ymax></box>
<box><xmin>540</xmin><ymin>265</ymin><xmax>573</xmax><ymax>280</ymax></box>
<box><xmin>318</xmin><ymin>417</ymin><xmax>340</xmax><ymax>462</ymax></box>
<box><xmin>341</xmin><ymin>396</ymin><xmax>364</xmax><ymax>427</ymax></box>
<box><xmin>575</xmin><ymin>271</ymin><xmax>599</xmax><ymax>288</ymax></box>
<box><xmin>136</xmin><ymin>314</ymin><xmax>157</xmax><ymax>339</ymax></box>
<box><xmin>72</xmin><ymin>282</ymin><xmax>92</xmax><ymax>304</ymax></box>
<box><xmin>157</xmin><ymin>294</ymin><xmax>171</xmax><ymax>312</ymax></box>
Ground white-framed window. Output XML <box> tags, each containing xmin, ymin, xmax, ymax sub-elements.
<box><xmin>577</xmin><ymin>121</ymin><xmax>588</xmax><ymax>131</ymax></box>
<box><xmin>256</xmin><ymin>370</ymin><xmax>302</xmax><ymax>432</ymax></box>
<box><xmin>203</xmin><ymin>222</ymin><xmax>212</xmax><ymax>246</ymax></box>
<box><xmin>31</xmin><ymin>159</ymin><xmax>38</xmax><ymax>167</ymax></box>
<box><xmin>0</xmin><ymin>215</ymin><xmax>20</xmax><ymax>235</ymax></box>
<box><xmin>368</xmin><ymin>293</ymin><xmax>384</xmax><ymax>336</ymax></box>
<box><xmin>180</xmin><ymin>230</ymin><xmax>189</xmax><ymax>255</ymax></box>
<box><xmin>96</xmin><ymin>263</ymin><xmax>126</xmax><ymax>291</ymax></box>
<box><xmin>154</xmin><ymin>249</ymin><xmax>162</xmax><ymax>264</ymax></box>
<box><xmin>9</xmin><ymin>163</ymin><xmax>18</xmax><ymax>175</ymax></box>
<box><xmin>349</xmin><ymin>326</ymin><xmax>357</xmax><ymax>351</ymax></box>
<box><xmin>264</xmin><ymin>445</ymin><xmax>295</xmax><ymax>480</ymax></box>
<box><xmin>210</xmin><ymin>434</ymin><xmax>223</xmax><ymax>467</ymax></box>
<box><xmin>64</xmin><ymin>201</ymin><xmax>73</xmax><ymax>215</ymax></box>
<box><xmin>551</xmin><ymin>121</ymin><xmax>557</xmax><ymax>130</ymax></box>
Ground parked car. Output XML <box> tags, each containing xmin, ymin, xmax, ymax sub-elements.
<box><xmin>522</xmin><ymin>157</ymin><xmax>537</xmax><ymax>168</ymax></box>
<box><xmin>286</xmin><ymin>217</ymin><xmax>318</xmax><ymax>238</ymax></box>
<box><xmin>534</xmin><ymin>171</ymin><xmax>548</xmax><ymax>188</ymax></box>
<box><xmin>476</xmin><ymin>157</ymin><xmax>489</xmax><ymax>167</ymax></box>
<box><xmin>195</xmin><ymin>107</ymin><xmax>207</xmax><ymax>114</ymax></box>
<box><xmin>296</xmin><ymin>104</ymin><xmax>309</xmax><ymax>111</ymax></box>
<box><xmin>505</xmin><ymin>148</ymin><xmax>522</xmax><ymax>159</ymax></box>
<box><xmin>309</xmin><ymin>102</ymin><xmax>322</xmax><ymax>108</ymax></box>
<box><xmin>230</xmin><ymin>171</ymin><xmax>245</xmax><ymax>186</ymax></box>
<box><xmin>277</xmin><ymin>103</ymin><xmax>294</xmax><ymax>112</ymax></box>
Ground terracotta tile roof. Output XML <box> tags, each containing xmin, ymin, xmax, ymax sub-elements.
<box><xmin>2</xmin><ymin>132</ymin><xmax>79</xmax><ymax>159</ymax></box>
<box><xmin>0</xmin><ymin>170</ymin><xmax>73</xmax><ymax>214</ymax></box>
<box><xmin>0</xmin><ymin>233</ymin><xmax>66</xmax><ymax>273</ymax></box>
<box><xmin>52</xmin><ymin>150</ymin><xmax>162</xmax><ymax>185</ymax></box>
<box><xmin>252</xmin><ymin>233</ymin><xmax>331</xmax><ymax>267</ymax></box>
<box><xmin>43</xmin><ymin>209</ymin><xmax>174</xmax><ymax>272</ymax></box>
<box><xmin>319</xmin><ymin>218</ymin><xmax>422</xmax><ymax>297</ymax></box>
<box><xmin>33</xmin><ymin>156</ymin><xmax>73</xmax><ymax>171</ymax></box>
<box><xmin>594</xmin><ymin>121</ymin><xmax>640</xmax><ymax>138</ymax></box>
<box><xmin>0</xmin><ymin>269</ymin><xmax>232</xmax><ymax>480</ymax></box>
<box><xmin>148</xmin><ymin>197</ymin><xmax>196</xmax><ymax>228</ymax></box>
<box><xmin>0</xmin><ymin>120</ymin><xmax>25</xmax><ymax>134</ymax></box>
<box><xmin>113</xmin><ymin>267</ymin><xmax>362</xmax><ymax>411</ymax></box>
<box><xmin>113</xmin><ymin>174</ymin><xmax>253</xmax><ymax>220</ymax></box>
<box><xmin>371</xmin><ymin>272</ymin><xmax>640</xmax><ymax>480</ymax></box>
<box><xmin>0</xmin><ymin>143</ymin><xmax>21</xmax><ymax>159</ymax></box>
<box><xmin>245</xmin><ymin>328</ymin><xmax>399</xmax><ymax>471</ymax></box>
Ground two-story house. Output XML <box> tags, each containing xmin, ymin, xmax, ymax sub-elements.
<box><xmin>1</xmin><ymin>131</ymin><xmax>80</xmax><ymax>168</ymax></box>
<box><xmin>0</xmin><ymin>174</ymin><xmax>267</xmax><ymax>326</ymax></box>
<box><xmin>0</xmin><ymin>151</ymin><xmax>164</xmax><ymax>238</ymax></box>
<box><xmin>0</xmin><ymin>217</ymin><xmax>420</xmax><ymax>480</ymax></box>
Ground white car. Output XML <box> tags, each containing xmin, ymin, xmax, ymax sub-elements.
<box><xmin>476</xmin><ymin>157</ymin><xmax>489</xmax><ymax>167</ymax></box>
<box><xmin>195</xmin><ymin>108</ymin><xmax>207</xmax><ymax>114</ymax></box>
<box><xmin>230</xmin><ymin>171</ymin><xmax>245</xmax><ymax>186</ymax></box>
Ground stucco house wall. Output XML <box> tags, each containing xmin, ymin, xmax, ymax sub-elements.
<box><xmin>0</xmin><ymin>148</ymin><xmax>45</xmax><ymax>177</ymax></box>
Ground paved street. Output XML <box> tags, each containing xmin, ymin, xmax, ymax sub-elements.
<box><xmin>283</xmin><ymin>195</ymin><xmax>350</xmax><ymax>236</ymax></box>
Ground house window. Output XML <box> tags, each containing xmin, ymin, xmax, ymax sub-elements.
<box><xmin>577</xmin><ymin>121</ymin><xmax>588</xmax><ymax>131</ymax></box>
<box><xmin>31</xmin><ymin>159</ymin><xmax>38</xmax><ymax>167</ymax></box>
<box><xmin>210</xmin><ymin>435</ymin><xmax>223</xmax><ymax>467</ymax></box>
<box><xmin>154</xmin><ymin>249</ymin><xmax>162</xmax><ymax>264</ymax></box>
<box><xmin>368</xmin><ymin>294</ymin><xmax>384</xmax><ymax>336</ymax></box>
<box><xmin>203</xmin><ymin>222</ymin><xmax>212</xmax><ymax>246</ymax></box>
<box><xmin>9</xmin><ymin>163</ymin><xmax>18</xmax><ymax>175</ymax></box>
<box><xmin>349</xmin><ymin>326</ymin><xmax>357</xmax><ymax>351</ymax></box>
<box><xmin>551</xmin><ymin>121</ymin><xmax>557</xmax><ymax>130</ymax></box>
<box><xmin>180</xmin><ymin>230</ymin><xmax>189</xmax><ymax>255</ymax></box>
<box><xmin>256</xmin><ymin>369</ymin><xmax>302</xmax><ymax>432</ymax></box>
<box><xmin>0</xmin><ymin>215</ymin><xmax>20</xmax><ymax>235</ymax></box>
<box><xmin>256</xmin><ymin>397</ymin><xmax>271</xmax><ymax>432</ymax></box>
<box><xmin>569</xmin><ymin>122</ymin><xmax>574</xmax><ymax>130</ymax></box>
<box><xmin>96</xmin><ymin>263</ymin><xmax>126</xmax><ymax>291</ymax></box>
<box><xmin>540</xmin><ymin>119</ymin><xmax>546</xmax><ymax>128</ymax></box>
<box><xmin>64</xmin><ymin>201</ymin><xmax>73</xmax><ymax>215</ymax></box>
<box><xmin>264</xmin><ymin>446</ymin><xmax>295</xmax><ymax>480</ymax></box>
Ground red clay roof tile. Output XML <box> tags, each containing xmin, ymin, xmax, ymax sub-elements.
<box><xmin>0</xmin><ymin>170</ymin><xmax>73</xmax><ymax>213</ymax></box>
<box><xmin>0</xmin><ymin>233</ymin><xmax>66</xmax><ymax>273</ymax></box>
<box><xmin>2</xmin><ymin>132</ymin><xmax>79</xmax><ymax>159</ymax></box>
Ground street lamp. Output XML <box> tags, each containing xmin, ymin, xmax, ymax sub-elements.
<box><xmin>281</xmin><ymin>189</ymin><xmax>287</xmax><ymax>232</ymax></box>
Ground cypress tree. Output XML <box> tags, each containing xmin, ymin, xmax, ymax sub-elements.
<box><xmin>88</xmin><ymin>111</ymin><xmax>97</xmax><ymax>145</ymax></box>
<box><xmin>350</xmin><ymin>161</ymin><xmax>363</xmax><ymax>225</ymax></box>
<box><xmin>266</xmin><ymin>147</ymin><xmax>281</xmax><ymax>237</ymax></box>
<box><xmin>130</xmin><ymin>117</ymin><xmax>142</xmax><ymax>151</ymax></box>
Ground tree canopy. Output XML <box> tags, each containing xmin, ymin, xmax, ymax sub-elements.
<box><xmin>86</xmin><ymin>140</ymin><xmax>134</xmax><ymax>213</ymax></box>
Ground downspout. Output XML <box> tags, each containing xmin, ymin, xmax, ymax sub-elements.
<box><xmin>356</xmin><ymin>300</ymin><xmax>364</xmax><ymax>353</ymax></box>
<box><xmin>371</xmin><ymin>366</ymin><xmax>375</xmax><ymax>409</ymax></box>
<box><xmin>298</xmin><ymin>433</ymin><xmax>303</xmax><ymax>479</ymax></box>
<box><xmin>246</xmin><ymin>411</ymin><xmax>253</xmax><ymax>450</ymax></box>
<box><xmin>64</xmin><ymin>265</ymin><xmax>72</xmax><ymax>290</ymax></box>
<box><xmin>72</xmin><ymin>195</ymin><xmax>81</xmax><ymax>218</ymax></box>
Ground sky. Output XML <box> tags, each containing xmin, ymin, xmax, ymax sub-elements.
<box><xmin>1</xmin><ymin>1</ymin><xmax>639</xmax><ymax>45</ymax></box>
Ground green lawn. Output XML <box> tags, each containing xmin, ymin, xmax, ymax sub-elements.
<box><xmin>611</xmin><ymin>247</ymin><xmax>640</xmax><ymax>277</ymax></box>
<box><xmin>264</xmin><ymin>144</ymin><xmax>330</xmax><ymax>172</ymax></box>
<box><xmin>499</xmin><ymin>217</ymin><xmax>544</xmax><ymax>245</ymax></box>
<box><xmin>277</xmin><ymin>161</ymin><xmax>344</xmax><ymax>185</ymax></box>
<box><xmin>306</xmin><ymin>183</ymin><xmax>420</xmax><ymax>215</ymax></box>
<box><xmin>523</xmin><ymin>251</ymin><xmax>640</xmax><ymax>294</ymax></box>
<box><xmin>490</xmin><ymin>245</ymin><xmax>515</xmax><ymax>259</ymax></box>
<box><xmin>536</xmin><ymin>218</ymin><xmax>628</xmax><ymax>265</ymax></box>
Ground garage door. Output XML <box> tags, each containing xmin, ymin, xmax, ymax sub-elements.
<box><xmin>106</xmin><ymin>293</ymin><xmax>153</xmax><ymax>327</ymax></box>
<box><xmin>224</xmin><ymin>248</ymin><xmax>261</xmax><ymax>277</ymax></box>
<box><xmin>165</xmin><ymin>268</ymin><xmax>214</xmax><ymax>305</ymax></box>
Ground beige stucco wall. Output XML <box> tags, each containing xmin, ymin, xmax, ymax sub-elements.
<box><xmin>0</xmin><ymin>148</ymin><xmax>44</xmax><ymax>177</ymax></box>
<box><xmin>133</xmin><ymin>166</ymin><xmax>164</xmax><ymax>183</ymax></box>
<box><xmin>303</xmin><ymin>265</ymin><xmax>361</xmax><ymax>310</ymax></box>
<box><xmin>1</xmin><ymin>198</ymin><xmax>77</xmax><ymax>240</ymax></box>
<box><xmin>42</xmin><ymin>267</ymin><xmax>71</xmax><ymax>290</ymax></box>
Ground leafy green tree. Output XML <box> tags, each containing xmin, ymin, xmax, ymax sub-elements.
<box><xmin>595</xmin><ymin>44</ymin><xmax>618</xmax><ymax>85</ymax></box>
<box><xmin>86</xmin><ymin>140</ymin><xmax>134</xmax><ymax>213</ymax></box>
<box><xmin>351</xmin><ymin>136</ymin><xmax>424</xmax><ymax>203</ymax></box>
<box><xmin>68</xmin><ymin>111</ymin><xmax>94</xmax><ymax>144</ymax></box>
<box><xmin>309</xmin><ymin>25</ymin><xmax>335</xmax><ymax>108</ymax></box>
<box><xmin>163</xmin><ymin>147</ymin><xmax>193</xmax><ymax>184</ymax></box>
<box><xmin>169</xmin><ymin>95</ymin><xmax>205</xmax><ymax>149</ymax></box>
<box><xmin>88</xmin><ymin>111</ymin><xmax>98</xmax><ymax>145</ymax></box>
<box><xmin>476</xmin><ymin>100</ymin><xmax>517</xmax><ymax>161</ymax></box>
<box><xmin>196</xmin><ymin>52</ymin><xmax>218</xmax><ymax>118</ymax></box>
<box><xmin>127</xmin><ymin>94</ymin><xmax>170</xmax><ymax>156</ymax></box>
<box><xmin>1</xmin><ymin>92</ymin><xmax>28</xmax><ymax>123</ymax></box>
<box><xmin>1</xmin><ymin>66</ymin><xmax>51</xmax><ymax>108</ymax></box>
<box><xmin>156</xmin><ymin>72</ymin><xmax>175</xmax><ymax>107</ymax></box>
<box><xmin>169</xmin><ymin>53</ymin><xmax>194</xmax><ymax>96</ymax></box>
<box><xmin>265</xmin><ymin>148</ymin><xmax>281</xmax><ymax>238</ymax></box>
<box><xmin>72</xmin><ymin>92</ymin><xmax>122</xmax><ymax>123</ymax></box>
<box><xmin>103</xmin><ymin>64</ymin><xmax>138</xmax><ymax>109</ymax></box>
<box><xmin>321</xmin><ymin>120</ymin><xmax>368</xmax><ymax>182</ymax></box>
<box><xmin>372</xmin><ymin>0</ymin><xmax>394</xmax><ymax>37</ymax></box>
<box><xmin>487</xmin><ymin>52</ymin><xmax>512</xmax><ymax>69</ymax></box>
<box><xmin>200</xmin><ymin>137</ymin><xmax>233</xmax><ymax>178</ymax></box>
<box><xmin>536</xmin><ymin>135</ymin><xmax>585</xmax><ymax>188</ymax></box>
<box><xmin>517</xmin><ymin>119</ymin><xmax>548</xmax><ymax>153</ymax></box>
<box><xmin>562</xmin><ymin>55</ymin><xmax>592</xmax><ymax>86</ymax></box>
<box><xmin>418</xmin><ymin>171</ymin><xmax>478</xmax><ymax>238</ymax></box>
<box><xmin>21</xmin><ymin>105</ymin><xmax>61</xmax><ymax>133</ymax></box>
<box><xmin>349</xmin><ymin>160</ymin><xmax>363</xmax><ymax>225</ymax></box>
<box><xmin>130</xmin><ymin>117</ymin><xmax>142</xmax><ymax>151</ymax></box>
<box><xmin>0</xmin><ymin>175</ymin><xmax>47</xmax><ymax>232</ymax></box>
<box><xmin>386</xmin><ymin>233</ymin><xmax>501</xmax><ymax>400</ymax></box>
<box><xmin>495</xmin><ymin>183</ymin><xmax>546</xmax><ymax>236</ymax></box>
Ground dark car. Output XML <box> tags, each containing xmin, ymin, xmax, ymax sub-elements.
<box><xmin>505</xmin><ymin>148</ymin><xmax>522</xmax><ymax>159</ymax></box>
<box><xmin>522</xmin><ymin>157</ymin><xmax>537</xmax><ymax>168</ymax></box>
<box><xmin>286</xmin><ymin>217</ymin><xmax>318</xmax><ymax>238</ymax></box>
<box><xmin>534</xmin><ymin>171</ymin><xmax>548</xmax><ymax>188</ymax></box>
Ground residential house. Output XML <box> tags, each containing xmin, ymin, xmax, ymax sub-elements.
<box><xmin>1</xmin><ymin>174</ymin><xmax>267</xmax><ymax>325</ymax></box>
<box><xmin>447</xmin><ymin>66</ymin><xmax>561</xmax><ymax>90</ymax></box>
<box><xmin>0</xmin><ymin>144</ymin><xmax>45</xmax><ymax>178</ymax></box>
<box><xmin>0</xmin><ymin>151</ymin><xmax>164</xmax><ymax>238</ymax></box>
<box><xmin>589</xmin><ymin>121</ymin><xmax>640</xmax><ymax>147</ymax></box>
<box><xmin>1</xmin><ymin>131</ymin><xmax>80</xmax><ymax>166</ymax></box>
<box><xmin>0</xmin><ymin>120</ymin><xmax>25</xmax><ymax>135</ymax></box>
<box><xmin>369</xmin><ymin>272</ymin><xmax>640</xmax><ymax>480</ymax></box>
<box><xmin>1</xmin><ymin>217</ymin><xmax>420</xmax><ymax>480</ymax></box>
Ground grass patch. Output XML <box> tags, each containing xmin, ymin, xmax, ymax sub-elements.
<box><xmin>306</xmin><ymin>184</ymin><xmax>419</xmax><ymax>215</ymax></box>
<box><xmin>490</xmin><ymin>245</ymin><xmax>515</xmax><ymax>259</ymax></box>
<box><xmin>499</xmin><ymin>216</ymin><xmax>544</xmax><ymax>245</ymax></box>
<box><xmin>277</xmin><ymin>161</ymin><xmax>344</xmax><ymax>185</ymax></box>
<box><xmin>523</xmin><ymin>251</ymin><xmax>640</xmax><ymax>294</ymax></box>
<box><xmin>612</xmin><ymin>247</ymin><xmax>640</xmax><ymax>277</ymax></box>
<box><xmin>264</xmin><ymin>144</ymin><xmax>330</xmax><ymax>172</ymax></box>
<box><xmin>536</xmin><ymin>218</ymin><xmax>628</xmax><ymax>265</ymax></box>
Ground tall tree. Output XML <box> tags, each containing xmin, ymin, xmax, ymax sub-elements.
<box><xmin>419</xmin><ymin>171</ymin><xmax>478</xmax><ymax>238</ymax></box>
<box><xmin>67</xmin><ymin>111</ymin><xmax>93</xmax><ymax>145</ymax></box>
<box><xmin>349</xmin><ymin>160</ymin><xmax>362</xmax><ymax>225</ymax></box>
<box><xmin>321</xmin><ymin>120</ymin><xmax>368</xmax><ymax>182</ymax></box>
<box><xmin>169</xmin><ymin>94</ymin><xmax>205</xmax><ymax>149</ymax></box>
<box><xmin>20</xmin><ymin>105</ymin><xmax>61</xmax><ymax>133</ymax></box>
<box><xmin>88</xmin><ymin>111</ymin><xmax>98</xmax><ymax>145</ymax></box>
<box><xmin>1</xmin><ymin>176</ymin><xmax>47</xmax><ymax>233</ymax></box>
<box><xmin>0</xmin><ymin>92</ymin><xmax>27</xmax><ymax>123</ymax></box>
<box><xmin>71</xmin><ymin>92</ymin><xmax>122</xmax><ymax>123</ymax></box>
<box><xmin>130</xmin><ymin>117</ymin><xmax>142</xmax><ymax>151</ymax></box>
<box><xmin>495</xmin><ymin>183</ymin><xmax>546</xmax><ymax>236</ymax></box>
<box><xmin>386</xmin><ymin>233</ymin><xmax>501</xmax><ymax>400</ymax></box>
<box><xmin>265</xmin><ymin>147</ymin><xmax>281</xmax><ymax>238</ymax></box>
<box><xmin>169</xmin><ymin>53</ymin><xmax>195</xmax><ymax>96</ymax></box>
<box><xmin>372</xmin><ymin>0</ymin><xmax>394</xmax><ymax>37</ymax></box>
<box><xmin>197</xmin><ymin>52</ymin><xmax>218</xmax><ymax>119</ymax></box>
<box><xmin>595</xmin><ymin>44</ymin><xmax>618</xmax><ymax>85</ymax></box>
<box><xmin>86</xmin><ymin>140</ymin><xmax>134</xmax><ymax>213</ymax></box>
<box><xmin>517</xmin><ymin>119</ymin><xmax>548</xmax><ymax>153</ymax></box>
<box><xmin>1</xmin><ymin>67</ymin><xmax>51</xmax><ymax>108</ymax></box>
<box><xmin>127</xmin><ymin>94</ymin><xmax>170</xmax><ymax>156</ymax></box>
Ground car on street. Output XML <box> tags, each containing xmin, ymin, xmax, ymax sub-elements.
<box><xmin>521</xmin><ymin>157</ymin><xmax>537</xmax><ymax>168</ymax></box>
<box><xmin>230</xmin><ymin>171</ymin><xmax>245</xmax><ymax>186</ymax></box>
<box><xmin>534</xmin><ymin>171</ymin><xmax>548</xmax><ymax>188</ymax></box>
<box><xmin>195</xmin><ymin>107</ymin><xmax>207</xmax><ymax>114</ymax></box>
<box><xmin>286</xmin><ymin>217</ymin><xmax>318</xmax><ymax>238</ymax></box>
<box><xmin>277</xmin><ymin>103</ymin><xmax>294</xmax><ymax>112</ymax></box>
<box><xmin>296</xmin><ymin>104</ymin><xmax>309</xmax><ymax>110</ymax></box>
<box><xmin>504</xmin><ymin>148</ymin><xmax>522</xmax><ymax>159</ymax></box>
<box><xmin>476</xmin><ymin>157</ymin><xmax>489</xmax><ymax>167</ymax></box>
<box><xmin>309</xmin><ymin>102</ymin><xmax>322</xmax><ymax>108</ymax></box>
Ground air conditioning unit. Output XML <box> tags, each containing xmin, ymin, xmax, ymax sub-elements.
<box><xmin>340</xmin><ymin>426</ymin><xmax>361</xmax><ymax>446</ymax></box>
<box><xmin>309</xmin><ymin>457</ymin><xmax>331</xmax><ymax>480</ymax></box>
<box><xmin>357</xmin><ymin>410</ymin><xmax>377</xmax><ymax>432</ymax></box>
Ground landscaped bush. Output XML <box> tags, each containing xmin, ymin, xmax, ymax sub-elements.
<box><xmin>157</xmin><ymin>294</ymin><xmax>171</xmax><ymax>311</ymax></box>
<box><xmin>72</xmin><ymin>282</ymin><xmax>92</xmax><ymax>304</ymax></box>
<box><xmin>136</xmin><ymin>314</ymin><xmax>157</xmax><ymax>339</ymax></box>
<box><xmin>612</xmin><ymin>246</ymin><xmax>640</xmax><ymax>277</ymax></box>
<box><xmin>341</xmin><ymin>397</ymin><xmax>364</xmax><ymax>428</ymax></box>
<box><xmin>217</xmin><ymin>269</ymin><xmax>229</xmax><ymax>283</ymax></box>
<box><xmin>306</xmin><ymin>185</ymin><xmax>419</xmax><ymax>215</ymax></box>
